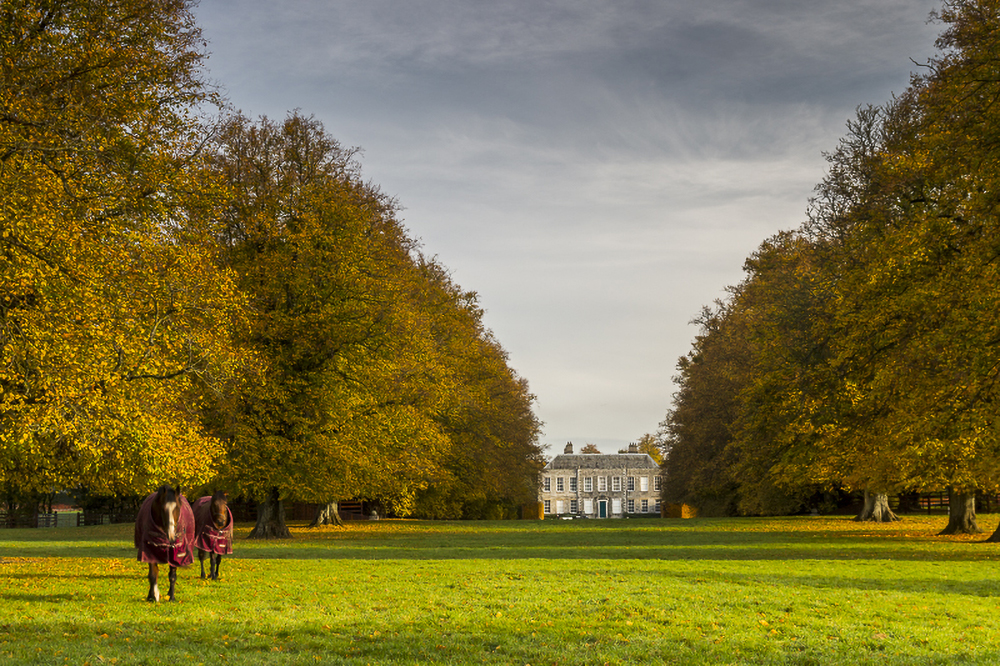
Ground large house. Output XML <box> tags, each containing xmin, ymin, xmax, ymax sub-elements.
<box><xmin>539</xmin><ymin>442</ymin><xmax>662</xmax><ymax>518</ymax></box>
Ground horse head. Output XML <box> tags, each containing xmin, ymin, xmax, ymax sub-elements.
<box><xmin>210</xmin><ymin>490</ymin><xmax>229</xmax><ymax>530</ymax></box>
<box><xmin>153</xmin><ymin>485</ymin><xmax>182</xmax><ymax>544</ymax></box>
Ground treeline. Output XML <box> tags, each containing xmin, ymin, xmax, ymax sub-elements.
<box><xmin>0</xmin><ymin>0</ymin><xmax>543</xmax><ymax>532</ymax></box>
<box><xmin>660</xmin><ymin>0</ymin><xmax>1000</xmax><ymax>536</ymax></box>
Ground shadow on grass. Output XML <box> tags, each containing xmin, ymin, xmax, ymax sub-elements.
<box><xmin>0</xmin><ymin>613</ymin><xmax>996</xmax><ymax>666</ymax></box>
<box><xmin>7</xmin><ymin>559</ymin><xmax>998</xmax><ymax>600</ymax></box>
<box><xmin>2</xmin><ymin>572</ymin><xmax>134</xmax><ymax>581</ymax></box>
<box><xmin>3</xmin><ymin>592</ymin><xmax>82</xmax><ymax>602</ymax></box>
<box><xmin>1</xmin><ymin>519</ymin><xmax>996</xmax><ymax>564</ymax></box>
<box><xmin>641</xmin><ymin>565</ymin><xmax>1000</xmax><ymax>599</ymax></box>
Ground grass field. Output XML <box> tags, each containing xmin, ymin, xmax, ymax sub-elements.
<box><xmin>2</xmin><ymin>515</ymin><xmax>1000</xmax><ymax>665</ymax></box>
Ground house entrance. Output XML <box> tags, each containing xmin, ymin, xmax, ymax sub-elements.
<box><xmin>598</xmin><ymin>500</ymin><xmax>608</xmax><ymax>518</ymax></box>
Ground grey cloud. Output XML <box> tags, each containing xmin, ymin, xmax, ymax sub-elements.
<box><xmin>193</xmin><ymin>0</ymin><xmax>948</xmax><ymax>450</ymax></box>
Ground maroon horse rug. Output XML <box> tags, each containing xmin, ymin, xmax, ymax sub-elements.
<box><xmin>134</xmin><ymin>487</ymin><xmax>195</xmax><ymax>601</ymax></box>
<box><xmin>193</xmin><ymin>491</ymin><xmax>232</xmax><ymax>580</ymax></box>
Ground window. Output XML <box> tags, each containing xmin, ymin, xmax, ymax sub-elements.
<box><xmin>627</xmin><ymin>477</ymin><xmax>635</xmax><ymax>491</ymax></box>
<box><xmin>556</xmin><ymin>477</ymin><xmax>564</xmax><ymax>492</ymax></box>
<box><xmin>641</xmin><ymin>499</ymin><xmax>649</xmax><ymax>513</ymax></box>
<box><xmin>583</xmin><ymin>499</ymin><xmax>593</xmax><ymax>514</ymax></box>
<box><xmin>627</xmin><ymin>499</ymin><xmax>635</xmax><ymax>513</ymax></box>
<box><xmin>654</xmin><ymin>500</ymin><xmax>661</xmax><ymax>514</ymax></box>
<box><xmin>544</xmin><ymin>500</ymin><xmax>551</xmax><ymax>514</ymax></box>
<box><xmin>612</xmin><ymin>498</ymin><xmax>622</xmax><ymax>514</ymax></box>
<box><xmin>654</xmin><ymin>476</ymin><xmax>662</xmax><ymax>492</ymax></box>
<box><xmin>612</xmin><ymin>477</ymin><xmax>621</xmax><ymax>492</ymax></box>
<box><xmin>543</xmin><ymin>477</ymin><xmax>551</xmax><ymax>492</ymax></box>
<box><xmin>640</xmin><ymin>476</ymin><xmax>649</xmax><ymax>492</ymax></box>
<box><xmin>598</xmin><ymin>476</ymin><xmax>608</xmax><ymax>492</ymax></box>
<box><xmin>570</xmin><ymin>500</ymin><xmax>578</xmax><ymax>513</ymax></box>
<box><xmin>584</xmin><ymin>477</ymin><xmax>593</xmax><ymax>492</ymax></box>
<box><xmin>569</xmin><ymin>477</ymin><xmax>577</xmax><ymax>492</ymax></box>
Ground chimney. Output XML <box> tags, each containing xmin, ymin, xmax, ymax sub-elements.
<box><xmin>564</xmin><ymin>442</ymin><xmax>574</xmax><ymax>454</ymax></box>
<box><xmin>628</xmin><ymin>442</ymin><xmax>638</xmax><ymax>454</ymax></box>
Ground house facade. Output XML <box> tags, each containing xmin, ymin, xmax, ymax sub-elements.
<box><xmin>539</xmin><ymin>442</ymin><xmax>662</xmax><ymax>518</ymax></box>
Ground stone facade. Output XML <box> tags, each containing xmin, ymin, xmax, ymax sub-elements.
<box><xmin>539</xmin><ymin>442</ymin><xmax>662</xmax><ymax>518</ymax></box>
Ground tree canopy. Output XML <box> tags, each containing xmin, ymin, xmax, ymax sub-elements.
<box><xmin>1</xmin><ymin>1</ymin><xmax>544</xmax><ymax>524</ymax></box>
<box><xmin>1</xmin><ymin>0</ymin><xmax>245</xmax><ymax>500</ymax></box>
<box><xmin>661</xmin><ymin>1</ymin><xmax>1000</xmax><ymax>530</ymax></box>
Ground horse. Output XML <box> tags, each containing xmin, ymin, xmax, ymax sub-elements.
<box><xmin>133</xmin><ymin>486</ymin><xmax>195</xmax><ymax>602</ymax></box>
<box><xmin>193</xmin><ymin>490</ymin><xmax>233</xmax><ymax>581</ymax></box>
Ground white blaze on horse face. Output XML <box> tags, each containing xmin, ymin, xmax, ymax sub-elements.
<box><xmin>164</xmin><ymin>498</ymin><xmax>178</xmax><ymax>543</ymax></box>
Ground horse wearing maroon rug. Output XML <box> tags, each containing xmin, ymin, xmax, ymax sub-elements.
<box><xmin>134</xmin><ymin>486</ymin><xmax>195</xmax><ymax>602</ymax></box>
<box><xmin>193</xmin><ymin>491</ymin><xmax>233</xmax><ymax>580</ymax></box>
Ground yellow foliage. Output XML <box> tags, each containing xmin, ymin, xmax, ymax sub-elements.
<box><xmin>1</xmin><ymin>0</ymin><xmax>243</xmax><ymax>494</ymax></box>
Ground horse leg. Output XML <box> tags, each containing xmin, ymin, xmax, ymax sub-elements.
<box><xmin>198</xmin><ymin>548</ymin><xmax>207</xmax><ymax>579</ymax></box>
<box><xmin>211</xmin><ymin>553</ymin><xmax>223</xmax><ymax>581</ymax></box>
<box><xmin>167</xmin><ymin>565</ymin><xmax>178</xmax><ymax>601</ymax></box>
<box><xmin>147</xmin><ymin>563</ymin><xmax>160</xmax><ymax>602</ymax></box>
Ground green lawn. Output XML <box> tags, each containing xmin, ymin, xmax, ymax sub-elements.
<box><xmin>2</xmin><ymin>516</ymin><xmax>999</xmax><ymax>665</ymax></box>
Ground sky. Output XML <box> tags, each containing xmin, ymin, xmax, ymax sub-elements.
<box><xmin>192</xmin><ymin>0</ymin><xmax>943</xmax><ymax>455</ymax></box>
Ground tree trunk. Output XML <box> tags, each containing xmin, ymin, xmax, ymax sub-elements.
<box><xmin>247</xmin><ymin>487</ymin><xmax>291</xmax><ymax>539</ymax></box>
<box><xmin>985</xmin><ymin>517</ymin><xmax>1000</xmax><ymax>542</ymax></box>
<box><xmin>938</xmin><ymin>487</ymin><xmax>980</xmax><ymax>535</ymax></box>
<box><xmin>853</xmin><ymin>489</ymin><xmax>900</xmax><ymax>522</ymax></box>
<box><xmin>309</xmin><ymin>501</ymin><xmax>343</xmax><ymax>527</ymax></box>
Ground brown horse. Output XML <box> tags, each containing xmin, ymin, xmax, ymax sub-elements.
<box><xmin>193</xmin><ymin>490</ymin><xmax>233</xmax><ymax>580</ymax></box>
<box><xmin>134</xmin><ymin>486</ymin><xmax>195</xmax><ymax>602</ymax></box>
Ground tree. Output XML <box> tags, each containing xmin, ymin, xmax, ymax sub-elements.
<box><xmin>661</xmin><ymin>2</ymin><xmax>1000</xmax><ymax>530</ymax></box>
<box><xmin>797</xmin><ymin>101</ymin><xmax>917</xmax><ymax>522</ymax></box>
<box><xmin>806</xmin><ymin>3</ymin><xmax>1000</xmax><ymax>530</ymax></box>
<box><xmin>203</xmin><ymin>112</ymin><xmax>454</xmax><ymax>537</ymax></box>
<box><xmin>740</xmin><ymin>3</ymin><xmax>1000</xmax><ymax>528</ymax></box>
<box><xmin>579</xmin><ymin>444</ymin><xmax>601</xmax><ymax>454</ymax></box>
<box><xmin>1</xmin><ymin>0</ymin><xmax>244</xmax><ymax>502</ymax></box>
<box><xmin>908</xmin><ymin>0</ymin><xmax>1000</xmax><ymax>534</ymax></box>
<box><xmin>410</xmin><ymin>260</ymin><xmax>544</xmax><ymax>520</ymax></box>
<box><xmin>659</xmin><ymin>304</ymin><xmax>745</xmax><ymax>516</ymax></box>
<box><xmin>634</xmin><ymin>434</ymin><xmax>663</xmax><ymax>465</ymax></box>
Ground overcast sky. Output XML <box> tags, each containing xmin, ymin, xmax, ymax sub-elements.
<box><xmin>193</xmin><ymin>0</ymin><xmax>942</xmax><ymax>455</ymax></box>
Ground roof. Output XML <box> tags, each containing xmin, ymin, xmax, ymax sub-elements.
<box><xmin>543</xmin><ymin>453</ymin><xmax>660</xmax><ymax>471</ymax></box>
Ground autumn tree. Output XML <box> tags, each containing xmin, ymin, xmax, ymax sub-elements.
<box><xmin>202</xmin><ymin>112</ymin><xmax>457</xmax><ymax>537</ymax></box>
<box><xmin>659</xmin><ymin>304</ymin><xmax>744</xmax><ymax>515</ymax></box>
<box><xmin>634</xmin><ymin>434</ymin><xmax>663</xmax><ymax>465</ymax></box>
<box><xmin>0</xmin><ymin>0</ymin><xmax>244</xmax><ymax>506</ymax></box>
<box><xmin>410</xmin><ymin>260</ymin><xmax>544</xmax><ymax>519</ymax></box>
<box><xmin>667</xmin><ymin>2</ymin><xmax>1000</xmax><ymax>531</ymax></box>
<box><xmin>661</xmin><ymin>266</ymin><xmax>821</xmax><ymax>518</ymax></box>
<box><xmin>790</xmin><ymin>2</ymin><xmax>1000</xmax><ymax>530</ymax></box>
<box><xmin>908</xmin><ymin>0</ymin><xmax>1000</xmax><ymax>535</ymax></box>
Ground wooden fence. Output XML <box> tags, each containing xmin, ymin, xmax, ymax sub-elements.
<box><xmin>3</xmin><ymin>510</ymin><xmax>83</xmax><ymax>529</ymax></box>
<box><xmin>918</xmin><ymin>492</ymin><xmax>949</xmax><ymax>514</ymax></box>
<box><xmin>2</xmin><ymin>508</ymin><xmax>142</xmax><ymax>529</ymax></box>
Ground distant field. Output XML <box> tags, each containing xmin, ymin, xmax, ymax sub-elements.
<box><xmin>2</xmin><ymin>516</ymin><xmax>999</xmax><ymax>665</ymax></box>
